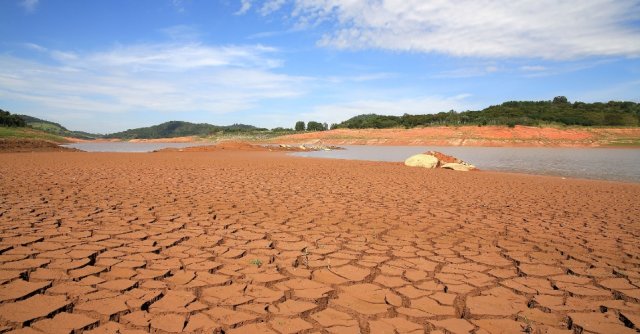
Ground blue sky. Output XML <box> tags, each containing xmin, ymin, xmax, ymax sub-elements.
<box><xmin>1</xmin><ymin>0</ymin><xmax>639</xmax><ymax>133</ymax></box>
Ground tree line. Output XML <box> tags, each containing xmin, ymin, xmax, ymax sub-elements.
<box><xmin>333</xmin><ymin>97</ymin><xmax>640</xmax><ymax>129</ymax></box>
<box><xmin>0</xmin><ymin>109</ymin><xmax>27</xmax><ymax>127</ymax></box>
<box><xmin>294</xmin><ymin>121</ymin><xmax>333</xmax><ymax>131</ymax></box>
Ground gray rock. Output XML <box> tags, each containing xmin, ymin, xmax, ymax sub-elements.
<box><xmin>441</xmin><ymin>162</ymin><xmax>475</xmax><ymax>171</ymax></box>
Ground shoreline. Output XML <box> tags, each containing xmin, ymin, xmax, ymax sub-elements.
<box><xmin>8</xmin><ymin>138</ymin><xmax>639</xmax><ymax>183</ymax></box>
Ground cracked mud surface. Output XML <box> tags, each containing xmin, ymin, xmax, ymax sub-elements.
<box><xmin>0</xmin><ymin>151</ymin><xmax>639</xmax><ymax>333</ymax></box>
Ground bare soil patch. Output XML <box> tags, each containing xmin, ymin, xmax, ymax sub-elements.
<box><xmin>0</xmin><ymin>138</ymin><xmax>80</xmax><ymax>153</ymax></box>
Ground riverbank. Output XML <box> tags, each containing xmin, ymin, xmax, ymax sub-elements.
<box><xmin>35</xmin><ymin>125</ymin><xmax>640</xmax><ymax>149</ymax></box>
<box><xmin>0</xmin><ymin>150</ymin><xmax>638</xmax><ymax>333</ymax></box>
<box><xmin>271</xmin><ymin>126</ymin><xmax>640</xmax><ymax>147</ymax></box>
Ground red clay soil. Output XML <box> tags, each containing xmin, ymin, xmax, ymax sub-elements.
<box><xmin>0</xmin><ymin>138</ymin><xmax>79</xmax><ymax>153</ymax></box>
<box><xmin>273</xmin><ymin>126</ymin><xmax>640</xmax><ymax>147</ymax></box>
<box><xmin>0</xmin><ymin>150</ymin><xmax>639</xmax><ymax>333</ymax></box>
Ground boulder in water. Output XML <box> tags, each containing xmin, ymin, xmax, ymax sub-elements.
<box><xmin>405</xmin><ymin>151</ymin><xmax>476</xmax><ymax>171</ymax></box>
<box><xmin>404</xmin><ymin>154</ymin><xmax>439</xmax><ymax>168</ymax></box>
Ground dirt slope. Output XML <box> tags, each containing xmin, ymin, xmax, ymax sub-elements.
<box><xmin>272</xmin><ymin>126</ymin><xmax>640</xmax><ymax>147</ymax></box>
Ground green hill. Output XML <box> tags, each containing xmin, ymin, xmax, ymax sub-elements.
<box><xmin>104</xmin><ymin>121</ymin><xmax>266</xmax><ymax>139</ymax></box>
<box><xmin>17</xmin><ymin>114</ymin><xmax>101</xmax><ymax>139</ymax></box>
<box><xmin>335</xmin><ymin>97</ymin><xmax>640</xmax><ymax>129</ymax></box>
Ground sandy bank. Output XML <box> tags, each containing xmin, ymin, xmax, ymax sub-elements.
<box><xmin>0</xmin><ymin>150</ymin><xmax>638</xmax><ymax>333</ymax></box>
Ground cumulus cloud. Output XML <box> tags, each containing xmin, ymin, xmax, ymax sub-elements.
<box><xmin>263</xmin><ymin>0</ymin><xmax>640</xmax><ymax>59</ymax></box>
<box><xmin>0</xmin><ymin>42</ymin><xmax>306</xmax><ymax>132</ymax></box>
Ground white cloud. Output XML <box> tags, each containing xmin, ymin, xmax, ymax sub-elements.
<box><xmin>268</xmin><ymin>0</ymin><xmax>640</xmax><ymax>59</ymax></box>
<box><xmin>236</xmin><ymin>0</ymin><xmax>252</xmax><ymax>15</ymax></box>
<box><xmin>19</xmin><ymin>0</ymin><xmax>38</xmax><ymax>13</ymax></box>
<box><xmin>260</xmin><ymin>0</ymin><xmax>287</xmax><ymax>15</ymax></box>
<box><xmin>82</xmin><ymin>43</ymin><xmax>282</xmax><ymax>71</ymax></box>
<box><xmin>23</xmin><ymin>43</ymin><xmax>46</xmax><ymax>52</ymax></box>
<box><xmin>0</xmin><ymin>42</ymin><xmax>307</xmax><ymax>133</ymax></box>
<box><xmin>300</xmin><ymin>95</ymin><xmax>473</xmax><ymax>125</ymax></box>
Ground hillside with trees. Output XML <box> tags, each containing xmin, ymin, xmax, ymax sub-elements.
<box><xmin>104</xmin><ymin>121</ymin><xmax>266</xmax><ymax>139</ymax></box>
<box><xmin>17</xmin><ymin>114</ymin><xmax>101</xmax><ymax>139</ymax></box>
<box><xmin>335</xmin><ymin>97</ymin><xmax>640</xmax><ymax>129</ymax></box>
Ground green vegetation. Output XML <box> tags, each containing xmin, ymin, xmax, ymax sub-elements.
<box><xmin>0</xmin><ymin>126</ymin><xmax>68</xmax><ymax>143</ymax></box>
<box><xmin>293</xmin><ymin>120</ymin><xmax>328</xmax><ymax>132</ymax></box>
<box><xmin>17</xmin><ymin>114</ymin><xmax>101</xmax><ymax>139</ymax></box>
<box><xmin>103</xmin><ymin>121</ymin><xmax>266</xmax><ymax>139</ymax></box>
<box><xmin>0</xmin><ymin>109</ymin><xmax>27</xmax><ymax>127</ymax></box>
<box><xmin>334</xmin><ymin>97</ymin><xmax>640</xmax><ymax>129</ymax></box>
<box><xmin>306</xmin><ymin>121</ymin><xmax>327</xmax><ymax>131</ymax></box>
<box><xmin>1</xmin><ymin>109</ymin><xmax>67</xmax><ymax>142</ymax></box>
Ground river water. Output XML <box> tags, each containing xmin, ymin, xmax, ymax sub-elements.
<box><xmin>291</xmin><ymin>145</ymin><xmax>640</xmax><ymax>183</ymax></box>
<box><xmin>62</xmin><ymin>142</ymin><xmax>211</xmax><ymax>153</ymax></box>
<box><xmin>63</xmin><ymin>142</ymin><xmax>640</xmax><ymax>183</ymax></box>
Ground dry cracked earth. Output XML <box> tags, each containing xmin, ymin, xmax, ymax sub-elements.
<box><xmin>0</xmin><ymin>151</ymin><xmax>639</xmax><ymax>334</ymax></box>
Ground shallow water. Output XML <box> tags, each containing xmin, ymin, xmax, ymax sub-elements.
<box><xmin>62</xmin><ymin>142</ymin><xmax>211</xmax><ymax>153</ymax></box>
<box><xmin>291</xmin><ymin>145</ymin><xmax>640</xmax><ymax>183</ymax></box>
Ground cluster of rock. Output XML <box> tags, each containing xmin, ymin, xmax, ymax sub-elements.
<box><xmin>277</xmin><ymin>144</ymin><xmax>343</xmax><ymax>151</ymax></box>
<box><xmin>404</xmin><ymin>151</ymin><xmax>476</xmax><ymax>171</ymax></box>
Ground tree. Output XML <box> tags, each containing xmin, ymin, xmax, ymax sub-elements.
<box><xmin>306</xmin><ymin>121</ymin><xmax>324</xmax><ymax>131</ymax></box>
<box><xmin>0</xmin><ymin>110</ymin><xmax>27</xmax><ymax>127</ymax></box>
<box><xmin>553</xmin><ymin>96</ymin><xmax>568</xmax><ymax>104</ymax></box>
<box><xmin>330</xmin><ymin>123</ymin><xmax>339</xmax><ymax>130</ymax></box>
<box><xmin>294</xmin><ymin>121</ymin><xmax>305</xmax><ymax>131</ymax></box>
<box><xmin>323</xmin><ymin>122</ymin><xmax>328</xmax><ymax>131</ymax></box>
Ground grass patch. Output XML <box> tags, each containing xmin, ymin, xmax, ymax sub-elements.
<box><xmin>0</xmin><ymin>126</ymin><xmax>68</xmax><ymax>143</ymax></box>
<box><xmin>605</xmin><ymin>139</ymin><xmax>640</xmax><ymax>147</ymax></box>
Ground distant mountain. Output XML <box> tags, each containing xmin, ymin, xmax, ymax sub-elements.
<box><xmin>18</xmin><ymin>114</ymin><xmax>102</xmax><ymax>139</ymax></box>
<box><xmin>103</xmin><ymin>121</ymin><xmax>266</xmax><ymax>139</ymax></box>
